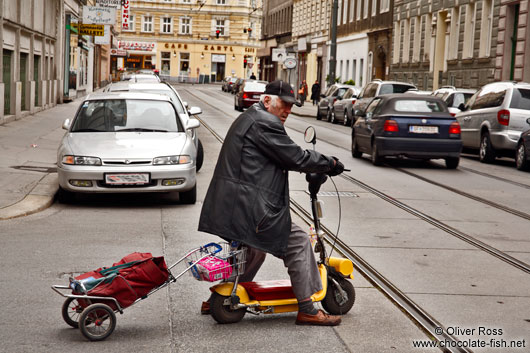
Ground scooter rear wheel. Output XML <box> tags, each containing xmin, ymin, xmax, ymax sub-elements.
<box><xmin>210</xmin><ymin>292</ymin><xmax>246</xmax><ymax>324</ymax></box>
<box><xmin>322</xmin><ymin>277</ymin><xmax>355</xmax><ymax>315</ymax></box>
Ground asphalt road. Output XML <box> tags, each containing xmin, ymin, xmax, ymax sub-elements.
<box><xmin>1</xmin><ymin>83</ymin><xmax>528</xmax><ymax>353</ymax></box>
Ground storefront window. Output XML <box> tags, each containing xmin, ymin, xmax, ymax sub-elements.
<box><xmin>180</xmin><ymin>52</ymin><xmax>190</xmax><ymax>75</ymax></box>
<box><xmin>161</xmin><ymin>52</ymin><xmax>171</xmax><ymax>75</ymax></box>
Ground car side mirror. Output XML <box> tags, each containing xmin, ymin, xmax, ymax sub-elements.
<box><xmin>62</xmin><ymin>119</ymin><xmax>71</xmax><ymax>130</ymax></box>
<box><xmin>458</xmin><ymin>103</ymin><xmax>466</xmax><ymax>111</ymax></box>
<box><xmin>320</xmin><ymin>94</ymin><xmax>326</xmax><ymax>98</ymax></box>
<box><xmin>188</xmin><ymin>106</ymin><xmax>202</xmax><ymax>115</ymax></box>
<box><xmin>183</xmin><ymin>101</ymin><xmax>189</xmax><ymax>109</ymax></box>
<box><xmin>354</xmin><ymin>109</ymin><xmax>365</xmax><ymax>117</ymax></box>
<box><xmin>526</xmin><ymin>117</ymin><xmax>530</xmax><ymax>125</ymax></box>
<box><xmin>186</xmin><ymin>118</ymin><xmax>200</xmax><ymax>130</ymax></box>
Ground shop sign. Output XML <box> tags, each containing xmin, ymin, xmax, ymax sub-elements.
<box><xmin>70</xmin><ymin>23</ymin><xmax>105</xmax><ymax>36</ymax></box>
<box><xmin>122</xmin><ymin>0</ymin><xmax>130</xmax><ymax>30</ymax></box>
<box><xmin>203</xmin><ymin>45</ymin><xmax>233</xmax><ymax>52</ymax></box>
<box><xmin>211</xmin><ymin>54</ymin><xmax>226</xmax><ymax>63</ymax></box>
<box><xmin>96</xmin><ymin>0</ymin><xmax>121</xmax><ymax>8</ymax></box>
<box><xmin>95</xmin><ymin>25</ymin><xmax>110</xmax><ymax>44</ymax></box>
<box><xmin>119</xmin><ymin>41</ymin><xmax>156</xmax><ymax>51</ymax></box>
<box><xmin>110</xmin><ymin>48</ymin><xmax>127</xmax><ymax>56</ymax></box>
<box><xmin>83</xmin><ymin>6</ymin><xmax>116</xmax><ymax>25</ymax></box>
<box><xmin>272</xmin><ymin>48</ymin><xmax>286</xmax><ymax>62</ymax></box>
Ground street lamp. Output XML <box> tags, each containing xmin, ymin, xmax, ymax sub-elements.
<box><xmin>232</xmin><ymin>54</ymin><xmax>235</xmax><ymax>60</ymax></box>
<box><xmin>201</xmin><ymin>52</ymin><xmax>204</xmax><ymax>59</ymax></box>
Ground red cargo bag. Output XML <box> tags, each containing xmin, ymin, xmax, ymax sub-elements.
<box><xmin>73</xmin><ymin>252</ymin><xmax>169</xmax><ymax>310</ymax></box>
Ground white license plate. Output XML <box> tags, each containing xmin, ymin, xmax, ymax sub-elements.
<box><xmin>253</xmin><ymin>95</ymin><xmax>261</xmax><ymax>99</ymax></box>
<box><xmin>105</xmin><ymin>173</ymin><xmax>150</xmax><ymax>185</ymax></box>
<box><xmin>409</xmin><ymin>125</ymin><xmax>438</xmax><ymax>134</ymax></box>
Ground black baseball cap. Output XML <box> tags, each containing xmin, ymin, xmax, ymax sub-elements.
<box><xmin>264</xmin><ymin>80</ymin><xmax>302</xmax><ymax>107</ymax></box>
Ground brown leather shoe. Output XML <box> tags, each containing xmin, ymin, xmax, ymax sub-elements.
<box><xmin>200</xmin><ymin>301</ymin><xmax>210</xmax><ymax>315</ymax></box>
<box><xmin>295</xmin><ymin>310</ymin><xmax>341</xmax><ymax>326</ymax></box>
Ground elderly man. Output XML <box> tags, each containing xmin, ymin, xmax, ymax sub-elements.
<box><xmin>198</xmin><ymin>80</ymin><xmax>345</xmax><ymax>326</ymax></box>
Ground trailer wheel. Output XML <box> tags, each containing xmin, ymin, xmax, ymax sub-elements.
<box><xmin>79</xmin><ymin>304</ymin><xmax>116</xmax><ymax>341</ymax></box>
<box><xmin>210</xmin><ymin>292</ymin><xmax>246</xmax><ymax>324</ymax></box>
<box><xmin>62</xmin><ymin>297</ymin><xmax>84</xmax><ymax>328</ymax></box>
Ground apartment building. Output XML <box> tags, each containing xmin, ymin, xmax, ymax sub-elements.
<box><xmin>390</xmin><ymin>0</ymin><xmax>503</xmax><ymax>90</ymax></box>
<box><xmin>258</xmin><ymin>0</ymin><xmax>293</xmax><ymax>82</ymax></box>
<box><xmin>291</xmin><ymin>0</ymin><xmax>332</xmax><ymax>90</ymax></box>
<box><xmin>335</xmin><ymin>0</ymin><xmax>393</xmax><ymax>88</ymax></box>
<box><xmin>114</xmin><ymin>0</ymin><xmax>262</xmax><ymax>83</ymax></box>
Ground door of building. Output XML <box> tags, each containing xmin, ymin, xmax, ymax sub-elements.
<box><xmin>20</xmin><ymin>53</ymin><xmax>28</xmax><ymax>111</ymax></box>
<box><xmin>3</xmin><ymin>50</ymin><xmax>12</xmax><ymax>115</ymax></box>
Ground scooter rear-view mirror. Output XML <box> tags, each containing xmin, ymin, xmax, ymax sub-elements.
<box><xmin>304</xmin><ymin>126</ymin><xmax>316</xmax><ymax>145</ymax></box>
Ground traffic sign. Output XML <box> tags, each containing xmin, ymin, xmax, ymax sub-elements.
<box><xmin>284</xmin><ymin>57</ymin><xmax>297</xmax><ymax>69</ymax></box>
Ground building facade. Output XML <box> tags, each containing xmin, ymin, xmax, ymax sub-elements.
<box><xmin>335</xmin><ymin>0</ymin><xmax>394</xmax><ymax>88</ymax></box>
<box><xmin>291</xmin><ymin>0</ymin><xmax>332</xmax><ymax>94</ymax></box>
<box><xmin>114</xmin><ymin>0</ymin><xmax>263</xmax><ymax>83</ymax></box>
<box><xmin>258</xmin><ymin>0</ymin><xmax>293</xmax><ymax>83</ymax></box>
<box><xmin>390</xmin><ymin>0</ymin><xmax>500</xmax><ymax>90</ymax></box>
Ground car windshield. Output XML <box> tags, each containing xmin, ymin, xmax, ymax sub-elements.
<box><xmin>380</xmin><ymin>84</ymin><xmax>414</xmax><ymax>95</ymax></box>
<box><xmin>243</xmin><ymin>82</ymin><xmax>266</xmax><ymax>92</ymax></box>
<box><xmin>394</xmin><ymin>99</ymin><xmax>444</xmax><ymax>112</ymax></box>
<box><xmin>510</xmin><ymin>88</ymin><xmax>530</xmax><ymax>110</ymax></box>
<box><xmin>71</xmin><ymin>99</ymin><xmax>183</xmax><ymax>133</ymax></box>
<box><xmin>128</xmin><ymin>88</ymin><xmax>185</xmax><ymax>114</ymax></box>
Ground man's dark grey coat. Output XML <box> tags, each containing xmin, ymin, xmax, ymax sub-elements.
<box><xmin>198</xmin><ymin>102</ymin><xmax>334</xmax><ymax>257</ymax></box>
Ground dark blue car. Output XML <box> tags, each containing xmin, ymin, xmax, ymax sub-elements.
<box><xmin>351</xmin><ymin>94</ymin><xmax>462</xmax><ymax>169</ymax></box>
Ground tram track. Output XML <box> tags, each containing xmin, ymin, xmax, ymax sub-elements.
<box><xmin>184</xmin><ymin>86</ymin><xmax>530</xmax><ymax>276</ymax></box>
<box><xmin>184</xmin><ymin>87</ymin><xmax>476</xmax><ymax>352</ymax></box>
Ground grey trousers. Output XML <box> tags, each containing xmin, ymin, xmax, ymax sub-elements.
<box><xmin>240</xmin><ymin>222</ymin><xmax>322</xmax><ymax>301</ymax></box>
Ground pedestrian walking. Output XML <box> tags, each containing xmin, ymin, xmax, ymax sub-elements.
<box><xmin>198</xmin><ymin>80</ymin><xmax>345</xmax><ymax>326</ymax></box>
<box><xmin>311</xmin><ymin>80</ymin><xmax>321</xmax><ymax>106</ymax></box>
<box><xmin>298</xmin><ymin>80</ymin><xmax>308</xmax><ymax>106</ymax></box>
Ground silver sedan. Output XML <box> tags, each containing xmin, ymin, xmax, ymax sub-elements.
<box><xmin>56</xmin><ymin>92</ymin><xmax>198</xmax><ymax>204</ymax></box>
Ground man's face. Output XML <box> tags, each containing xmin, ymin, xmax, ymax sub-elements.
<box><xmin>264</xmin><ymin>96</ymin><xmax>293</xmax><ymax>125</ymax></box>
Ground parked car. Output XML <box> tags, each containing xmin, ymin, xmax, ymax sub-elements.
<box><xmin>317</xmin><ymin>84</ymin><xmax>356</xmax><ymax>121</ymax></box>
<box><xmin>231</xmin><ymin>78</ymin><xmax>245</xmax><ymax>94</ymax></box>
<box><xmin>56</xmin><ymin>92</ymin><xmax>199</xmax><ymax>203</ymax></box>
<box><xmin>234</xmin><ymin>81</ymin><xmax>267</xmax><ymax>111</ymax></box>
<box><xmin>432</xmin><ymin>86</ymin><xmax>476</xmax><ymax>116</ymax></box>
<box><xmin>104</xmin><ymin>81</ymin><xmax>204</xmax><ymax>171</ymax></box>
<box><xmin>516</xmin><ymin>119</ymin><xmax>530</xmax><ymax>170</ymax></box>
<box><xmin>330</xmin><ymin>86</ymin><xmax>361</xmax><ymax>125</ymax></box>
<box><xmin>222</xmin><ymin>77</ymin><xmax>238</xmax><ymax>92</ymax></box>
<box><xmin>456</xmin><ymin>81</ymin><xmax>530</xmax><ymax>163</ymax></box>
<box><xmin>351</xmin><ymin>94</ymin><xmax>462</xmax><ymax>168</ymax></box>
<box><xmin>351</xmin><ymin>80</ymin><xmax>417</xmax><ymax>120</ymax></box>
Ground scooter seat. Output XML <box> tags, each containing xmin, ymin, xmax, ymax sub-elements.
<box><xmin>240</xmin><ymin>280</ymin><xmax>295</xmax><ymax>301</ymax></box>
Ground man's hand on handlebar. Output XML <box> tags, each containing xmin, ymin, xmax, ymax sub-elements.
<box><xmin>328</xmin><ymin>157</ymin><xmax>346</xmax><ymax>176</ymax></box>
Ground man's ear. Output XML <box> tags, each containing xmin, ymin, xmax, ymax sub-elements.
<box><xmin>262</xmin><ymin>95</ymin><xmax>271</xmax><ymax>109</ymax></box>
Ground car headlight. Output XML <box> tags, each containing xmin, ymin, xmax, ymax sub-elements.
<box><xmin>62</xmin><ymin>155</ymin><xmax>102</xmax><ymax>166</ymax></box>
<box><xmin>153</xmin><ymin>155</ymin><xmax>191</xmax><ymax>165</ymax></box>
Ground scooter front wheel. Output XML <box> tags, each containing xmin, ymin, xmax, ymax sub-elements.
<box><xmin>210</xmin><ymin>292</ymin><xmax>246</xmax><ymax>324</ymax></box>
<box><xmin>322</xmin><ymin>277</ymin><xmax>355</xmax><ymax>315</ymax></box>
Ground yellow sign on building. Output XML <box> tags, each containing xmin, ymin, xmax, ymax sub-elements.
<box><xmin>71</xmin><ymin>23</ymin><xmax>105</xmax><ymax>36</ymax></box>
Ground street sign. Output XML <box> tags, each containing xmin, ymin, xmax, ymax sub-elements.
<box><xmin>272</xmin><ymin>48</ymin><xmax>286</xmax><ymax>62</ymax></box>
<box><xmin>248</xmin><ymin>63</ymin><xmax>254</xmax><ymax>69</ymax></box>
<box><xmin>96</xmin><ymin>0</ymin><xmax>121</xmax><ymax>8</ymax></box>
<box><xmin>70</xmin><ymin>23</ymin><xmax>105</xmax><ymax>36</ymax></box>
<box><xmin>284</xmin><ymin>57</ymin><xmax>297</xmax><ymax>69</ymax></box>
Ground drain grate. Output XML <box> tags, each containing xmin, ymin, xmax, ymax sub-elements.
<box><xmin>305</xmin><ymin>191</ymin><xmax>359</xmax><ymax>197</ymax></box>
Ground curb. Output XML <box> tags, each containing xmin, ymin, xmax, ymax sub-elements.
<box><xmin>0</xmin><ymin>173</ymin><xmax>58</xmax><ymax>220</ymax></box>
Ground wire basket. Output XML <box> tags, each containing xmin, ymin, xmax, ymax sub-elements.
<box><xmin>186</xmin><ymin>242</ymin><xmax>247</xmax><ymax>282</ymax></box>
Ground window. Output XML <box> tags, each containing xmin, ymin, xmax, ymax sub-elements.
<box><xmin>509</xmin><ymin>89</ymin><xmax>530</xmax><ymax>110</ymax></box>
<box><xmin>180</xmin><ymin>17</ymin><xmax>191</xmax><ymax>34</ymax></box>
<box><xmin>393</xmin><ymin>21</ymin><xmax>401</xmax><ymax>64</ymax></box>
<box><xmin>449</xmin><ymin>7</ymin><xmax>461</xmax><ymax>60</ymax></box>
<box><xmin>380</xmin><ymin>0</ymin><xmax>389</xmax><ymax>13</ymax></box>
<box><xmin>161</xmin><ymin>17</ymin><xmax>173</xmax><ymax>34</ymax></box>
<box><xmin>402</xmin><ymin>18</ymin><xmax>410</xmax><ymax>63</ymax></box>
<box><xmin>412</xmin><ymin>16</ymin><xmax>421</xmax><ymax>62</ymax></box>
<box><xmin>350</xmin><ymin>0</ymin><xmax>355</xmax><ymax>22</ymax></box>
<box><xmin>423</xmin><ymin>14</ymin><xmax>432</xmax><ymax>61</ymax></box>
<box><xmin>142</xmin><ymin>16</ymin><xmax>153</xmax><ymax>32</ymax></box>
<box><xmin>380</xmin><ymin>84</ymin><xmax>414</xmax><ymax>94</ymax></box>
<box><xmin>215</xmin><ymin>19</ymin><xmax>226</xmax><ymax>36</ymax></box>
<box><xmin>372</xmin><ymin>0</ymin><xmax>377</xmax><ymax>16</ymax></box>
<box><xmin>479</xmin><ymin>0</ymin><xmax>493</xmax><ymax>57</ymax></box>
<box><xmin>360</xmin><ymin>58</ymin><xmax>364</xmax><ymax>86</ymax></box>
<box><xmin>469</xmin><ymin>85</ymin><xmax>507</xmax><ymax>110</ymax></box>
<box><xmin>340</xmin><ymin>60</ymin><xmax>343</xmax><ymax>81</ymax></box>
<box><xmin>180</xmin><ymin>53</ymin><xmax>190</xmax><ymax>74</ymax></box>
<box><xmin>367</xmin><ymin>53</ymin><xmax>372</xmax><ymax>81</ymax></box>
<box><xmin>363</xmin><ymin>0</ymin><xmax>368</xmax><ymax>18</ymax></box>
<box><xmin>338</xmin><ymin>0</ymin><xmax>343</xmax><ymax>24</ymax></box>
<box><xmin>216</xmin><ymin>0</ymin><xmax>226</xmax><ymax>4</ymax></box>
<box><xmin>394</xmin><ymin>99</ymin><xmax>444</xmax><ymax>112</ymax></box>
<box><xmin>346</xmin><ymin>60</ymin><xmax>350</xmax><ymax>80</ymax></box>
<box><xmin>463</xmin><ymin>3</ymin><xmax>476</xmax><ymax>59</ymax></box>
<box><xmin>124</xmin><ymin>14</ymin><xmax>135</xmax><ymax>31</ymax></box>
<box><xmin>365</xmin><ymin>98</ymin><xmax>382</xmax><ymax>118</ymax></box>
<box><xmin>343</xmin><ymin>0</ymin><xmax>348</xmax><ymax>24</ymax></box>
<box><xmin>357</xmin><ymin>0</ymin><xmax>361</xmax><ymax>20</ymax></box>
<box><xmin>180</xmin><ymin>0</ymin><xmax>190</xmax><ymax>2</ymax></box>
<box><xmin>161</xmin><ymin>52</ymin><xmax>171</xmax><ymax>75</ymax></box>
<box><xmin>353</xmin><ymin>60</ymin><xmax>357</xmax><ymax>84</ymax></box>
<box><xmin>362</xmin><ymin>83</ymin><xmax>378</xmax><ymax>98</ymax></box>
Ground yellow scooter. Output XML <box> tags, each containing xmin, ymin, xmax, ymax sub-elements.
<box><xmin>208</xmin><ymin>127</ymin><xmax>355</xmax><ymax>324</ymax></box>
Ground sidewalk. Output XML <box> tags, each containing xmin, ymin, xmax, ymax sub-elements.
<box><xmin>0</xmin><ymin>98</ymin><xmax>85</xmax><ymax>220</ymax></box>
<box><xmin>291</xmin><ymin>101</ymin><xmax>318</xmax><ymax>118</ymax></box>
